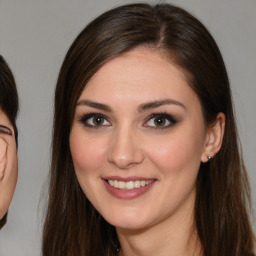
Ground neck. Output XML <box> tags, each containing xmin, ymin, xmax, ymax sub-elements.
<box><xmin>116</xmin><ymin>192</ymin><xmax>202</xmax><ymax>256</ymax></box>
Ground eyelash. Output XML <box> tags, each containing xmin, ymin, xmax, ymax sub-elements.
<box><xmin>0</xmin><ymin>125</ymin><xmax>12</xmax><ymax>135</ymax></box>
<box><xmin>143</xmin><ymin>112</ymin><xmax>177</xmax><ymax>130</ymax></box>
<box><xmin>78</xmin><ymin>112</ymin><xmax>177</xmax><ymax>130</ymax></box>
<box><xmin>78</xmin><ymin>113</ymin><xmax>111</xmax><ymax>129</ymax></box>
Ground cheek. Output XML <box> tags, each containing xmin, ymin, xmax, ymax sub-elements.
<box><xmin>147</xmin><ymin>127</ymin><xmax>205</xmax><ymax>176</ymax></box>
<box><xmin>0</xmin><ymin>148</ymin><xmax>18</xmax><ymax>219</ymax></box>
<box><xmin>0</xmin><ymin>138</ymin><xmax>7</xmax><ymax>162</ymax></box>
<box><xmin>69</xmin><ymin>128</ymin><xmax>110</xmax><ymax>205</ymax></box>
<box><xmin>0</xmin><ymin>143</ymin><xmax>7</xmax><ymax>180</ymax></box>
<box><xmin>69</xmin><ymin>130</ymin><xmax>107</xmax><ymax>176</ymax></box>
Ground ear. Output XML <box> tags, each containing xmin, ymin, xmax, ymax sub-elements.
<box><xmin>201</xmin><ymin>112</ymin><xmax>225</xmax><ymax>163</ymax></box>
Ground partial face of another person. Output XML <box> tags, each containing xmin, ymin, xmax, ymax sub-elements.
<box><xmin>70</xmin><ymin>48</ymin><xmax>223</xmax><ymax>231</ymax></box>
<box><xmin>0</xmin><ymin>110</ymin><xmax>18</xmax><ymax>219</ymax></box>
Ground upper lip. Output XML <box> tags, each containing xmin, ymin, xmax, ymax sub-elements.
<box><xmin>102</xmin><ymin>176</ymin><xmax>156</xmax><ymax>182</ymax></box>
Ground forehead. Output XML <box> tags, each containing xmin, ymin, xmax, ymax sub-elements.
<box><xmin>78</xmin><ymin>47</ymin><xmax>198</xmax><ymax>108</ymax></box>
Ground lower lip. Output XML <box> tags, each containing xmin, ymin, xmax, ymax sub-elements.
<box><xmin>103</xmin><ymin>179</ymin><xmax>155</xmax><ymax>200</ymax></box>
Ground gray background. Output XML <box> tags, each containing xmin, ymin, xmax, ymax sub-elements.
<box><xmin>0</xmin><ymin>0</ymin><xmax>255</xmax><ymax>255</ymax></box>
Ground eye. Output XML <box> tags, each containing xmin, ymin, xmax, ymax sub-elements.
<box><xmin>143</xmin><ymin>113</ymin><xmax>177</xmax><ymax>129</ymax></box>
<box><xmin>78</xmin><ymin>113</ymin><xmax>111</xmax><ymax>128</ymax></box>
<box><xmin>0</xmin><ymin>125</ymin><xmax>12</xmax><ymax>135</ymax></box>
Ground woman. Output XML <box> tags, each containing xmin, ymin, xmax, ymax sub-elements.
<box><xmin>0</xmin><ymin>55</ymin><xmax>19</xmax><ymax>227</ymax></box>
<box><xmin>43</xmin><ymin>3</ymin><xmax>255</xmax><ymax>256</ymax></box>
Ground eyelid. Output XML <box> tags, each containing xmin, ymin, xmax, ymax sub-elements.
<box><xmin>77</xmin><ymin>112</ymin><xmax>177</xmax><ymax>130</ymax></box>
<box><xmin>0</xmin><ymin>125</ymin><xmax>12</xmax><ymax>135</ymax></box>
<box><xmin>78</xmin><ymin>113</ymin><xmax>111</xmax><ymax>128</ymax></box>
<box><xmin>143</xmin><ymin>112</ymin><xmax>177</xmax><ymax>129</ymax></box>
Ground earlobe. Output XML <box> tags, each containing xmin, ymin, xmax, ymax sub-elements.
<box><xmin>201</xmin><ymin>113</ymin><xmax>225</xmax><ymax>163</ymax></box>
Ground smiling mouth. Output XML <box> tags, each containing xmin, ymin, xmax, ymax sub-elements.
<box><xmin>107</xmin><ymin>180</ymin><xmax>154</xmax><ymax>190</ymax></box>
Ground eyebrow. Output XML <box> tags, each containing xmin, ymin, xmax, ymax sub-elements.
<box><xmin>77</xmin><ymin>100</ymin><xmax>113</xmax><ymax>112</ymax></box>
<box><xmin>77</xmin><ymin>98</ymin><xmax>185</xmax><ymax>113</ymax></box>
<box><xmin>138</xmin><ymin>99</ymin><xmax>186</xmax><ymax>112</ymax></box>
<box><xmin>0</xmin><ymin>125</ymin><xmax>12</xmax><ymax>135</ymax></box>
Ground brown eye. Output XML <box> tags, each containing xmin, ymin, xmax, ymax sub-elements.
<box><xmin>88</xmin><ymin>115</ymin><xmax>110</xmax><ymax>127</ymax></box>
<box><xmin>79</xmin><ymin>113</ymin><xmax>111</xmax><ymax>128</ymax></box>
<box><xmin>143</xmin><ymin>113</ymin><xmax>177</xmax><ymax>129</ymax></box>
<box><xmin>93</xmin><ymin>117</ymin><xmax>105</xmax><ymax>126</ymax></box>
<box><xmin>154</xmin><ymin>117</ymin><xmax>166</xmax><ymax>127</ymax></box>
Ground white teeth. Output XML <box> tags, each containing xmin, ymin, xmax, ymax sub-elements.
<box><xmin>107</xmin><ymin>180</ymin><xmax>153</xmax><ymax>190</ymax></box>
<box><xmin>119</xmin><ymin>181</ymin><xmax>126</xmax><ymax>189</ymax></box>
<box><xmin>114</xmin><ymin>180</ymin><xmax>118</xmax><ymax>188</ymax></box>
<box><xmin>125</xmin><ymin>181</ymin><xmax>134</xmax><ymax>190</ymax></box>
<box><xmin>134</xmin><ymin>180</ymin><xmax>140</xmax><ymax>188</ymax></box>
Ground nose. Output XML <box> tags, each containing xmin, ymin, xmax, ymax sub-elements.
<box><xmin>107</xmin><ymin>126</ymin><xmax>144</xmax><ymax>169</ymax></box>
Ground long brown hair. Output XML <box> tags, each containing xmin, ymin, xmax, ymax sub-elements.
<box><xmin>42</xmin><ymin>3</ymin><xmax>255</xmax><ymax>256</ymax></box>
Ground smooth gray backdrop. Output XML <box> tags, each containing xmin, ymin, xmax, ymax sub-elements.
<box><xmin>0</xmin><ymin>0</ymin><xmax>255</xmax><ymax>255</ymax></box>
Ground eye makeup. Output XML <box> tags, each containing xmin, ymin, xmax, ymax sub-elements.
<box><xmin>143</xmin><ymin>112</ymin><xmax>178</xmax><ymax>130</ymax></box>
<box><xmin>78</xmin><ymin>113</ymin><xmax>111</xmax><ymax>128</ymax></box>
<box><xmin>0</xmin><ymin>125</ymin><xmax>12</xmax><ymax>135</ymax></box>
<box><xmin>77</xmin><ymin>111</ymin><xmax>178</xmax><ymax>131</ymax></box>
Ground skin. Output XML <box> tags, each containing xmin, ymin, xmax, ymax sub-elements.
<box><xmin>69</xmin><ymin>48</ymin><xmax>225</xmax><ymax>256</ymax></box>
<box><xmin>0</xmin><ymin>110</ymin><xmax>18</xmax><ymax>219</ymax></box>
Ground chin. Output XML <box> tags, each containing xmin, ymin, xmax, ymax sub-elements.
<box><xmin>110</xmin><ymin>219</ymin><xmax>149</xmax><ymax>231</ymax></box>
<box><xmin>102</xmin><ymin>208</ymin><xmax>153</xmax><ymax>231</ymax></box>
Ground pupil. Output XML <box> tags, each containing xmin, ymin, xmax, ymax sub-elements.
<box><xmin>93</xmin><ymin>117</ymin><xmax>103</xmax><ymax>125</ymax></box>
<box><xmin>154</xmin><ymin>117</ymin><xmax>165</xmax><ymax>126</ymax></box>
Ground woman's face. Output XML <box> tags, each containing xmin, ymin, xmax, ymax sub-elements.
<box><xmin>0</xmin><ymin>110</ymin><xmax>18</xmax><ymax>219</ymax></box>
<box><xmin>70</xmin><ymin>48</ymin><xmax>211</xmax><ymax>230</ymax></box>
